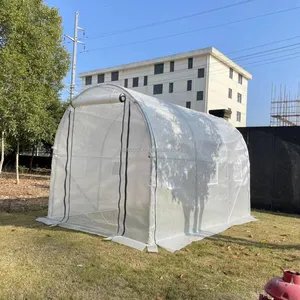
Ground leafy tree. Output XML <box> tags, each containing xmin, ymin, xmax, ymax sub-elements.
<box><xmin>0</xmin><ymin>0</ymin><xmax>70</xmax><ymax>182</ymax></box>
<box><xmin>0</xmin><ymin>131</ymin><xmax>4</xmax><ymax>174</ymax></box>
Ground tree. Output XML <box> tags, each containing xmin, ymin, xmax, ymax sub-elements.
<box><xmin>0</xmin><ymin>131</ymin><xmax>4</xmax><ymax>174</ymax></box>
<box><xmin>0</xmin><ymin>0</ymin><xmax>70</xmax><ymax>183</ymax></box>
<box><xmin>29</xmin><ymin>99</ymin><xmax>68</xmax><ymax>171</ymax></box>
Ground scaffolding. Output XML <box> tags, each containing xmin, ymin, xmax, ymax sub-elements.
<box><xmin>270</xmin><ymin>83</ymin><xmax>300</xmax><ymax>126</ymax></box>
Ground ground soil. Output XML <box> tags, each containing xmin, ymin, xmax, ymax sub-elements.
<box><xmin>0</xmin><ymin>172</ymin><xmax>49</xmax><ymax>212</ymax></box>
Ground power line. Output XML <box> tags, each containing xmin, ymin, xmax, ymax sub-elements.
<box><xmin>200</xmin><ymin>48</ymin><xmax>300</xmax><ymax>76</ymax></box>
<box><xmin>246</xmin><ymin>50</ymin><xmax>300</xmax><ymax>66</ymax></box>
<box><xmin>84</xmin><ymin>0</ymin><xmax>254</xmax><ymax>40</ymax></box>
<box><xmin>245</xmin><ymin>53</ymin><xmax>300</xmax><ymax>69</ymax></box>
<box><xmin>82</xmin><ymin>6</ymin><xmax>300</xmax><ymax>53</ymax></box>
<box><xmin>226</xmin><ymin>34</ymin><xmax>300</xmax><ymax>55</ymax></box>
<box><xmin>100</xmin><ymin>0</ymin><xmax>137</xmax><ymax>9</ymax></box>
<box><xmin>211</xmin><ymin>49</ymin><xmax>300</xmax><ymax>75</ymax></box>
<box><xmin>164</xmin><ymin>52</ymin><xmax>300</xmax><ymax>83</ymax></box>
<box><xmin>78</xmin><ymin>49</ymin><xmax>300</xmax><ymax>92</ymax></box>
<box><xmin>232</xmin><ymin>42</ymin><xmax>300</xmax><ymax>60</ymax></box>
<box><xmin>234</xmin><ymin>51</ymin><xmax>300</xmax><ymax>67</ymax></box>
<box><xmin>78</xmin><ymin>34</ymin><xmax>300</xmax><ymax>77</ymax></box>
<box><xmin>78</xmin><ymin>36</ymin><xmax>300</xmax><ymax>88</ymax></box>
<box><xmin>76</xmin><ymin>51</ymin><xmax>300</xmax><ymax>99</ymax></box>
<box><xmin>130</xmin><ymin>53</ymin><xmax>300</xmax><ymax>87</ymax></box>
<box><xmin>78</xmin><ymin>40</ymin><xmax>300</xmax><ymax>81</ymax></box>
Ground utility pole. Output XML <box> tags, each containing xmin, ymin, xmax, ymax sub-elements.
<box><xmin>65</xmin><ymin>12</ymin><xmax>85</xmax><ymax>101</ymax></box>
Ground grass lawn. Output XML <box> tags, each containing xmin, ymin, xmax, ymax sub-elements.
<box><xmin>0</xmin><ymin>210</ymin><xmax>299</xmax><ymax>300</ymax></box>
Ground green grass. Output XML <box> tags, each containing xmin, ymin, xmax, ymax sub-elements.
<box><xmin>0</xmin><ymin>210</ymin><xmax>299</xmax><ymax>300</ymax></box>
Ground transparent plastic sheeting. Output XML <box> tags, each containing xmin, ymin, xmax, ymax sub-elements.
<box><xmin>37</xmin><ymin>84</ymin><xmax>255</xmax><ymax>252</ymax></box>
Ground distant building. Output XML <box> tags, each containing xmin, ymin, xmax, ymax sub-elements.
<box><xmin>79</xmin><ymin>47</ymin><xmax>252</xmax><ymax>127</ymax></box>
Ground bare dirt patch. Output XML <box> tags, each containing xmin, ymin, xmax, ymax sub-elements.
<box><xmin>0</xmin><ymin>172</ymin><xmax>49</xmax><ymax>212</ymax></box>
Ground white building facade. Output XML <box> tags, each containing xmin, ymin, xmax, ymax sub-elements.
<box><xmin>79</xmin><ymin>47</ymin><xmax>252</xmax><ymax>127</ymax></box>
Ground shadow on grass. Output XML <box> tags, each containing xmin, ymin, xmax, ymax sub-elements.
<box><xmin>0</xmin><ymin>197</ymin><xmax>48</xmax><ymax>213</ymax></box>
<box><xmin>1</xmin><ymin>201</ymin><xmax>300</xmax><ymax>255</ymax></box>
<box><xmin>33</xmin><ymin>183</ymin><xmax>50</xmax><ymax>189</ymax></box>
<box><xmin>1</xmin><ymin>207</ymin><xmax>300</xmax><ymax>253</ymax></box>
<box><xmin>0</xmin><ymin>209</ymin><xmax>111</xmax><ymax>248</ymax></box>
<box><xmin>253</xmin><ymin>209</ymin><xmax>300</xmax><ymax>220</ymax></box>
<box><xmin>208</xmin><ymin>234</ymin><xmax>300</xmax><ymax>251</ymax></box>
<box><xmin>0</xmin><ymin>209</ymin><xmax>73</xmax><ymax>234</ymax></box>
<box><xmin>0</xmin><ymin>171</ymin><xmax>50</xmax><ymax>181</ymax></box>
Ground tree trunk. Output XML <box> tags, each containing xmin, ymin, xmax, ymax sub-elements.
<box><xmin>0</xmin><ymin>131</ymin><xmax>4</xmax><ymax>175</ymax></box>
<box><xmin>16</xmin><ymin>140</ymin><xmax>19</xmax><ymax>184</ymax></box>
<box><xmin>29</xmin><ymin>146</ymin><xmax>35</xmax><ymax>172</ymax></box>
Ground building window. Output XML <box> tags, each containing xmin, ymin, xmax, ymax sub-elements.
<box><xmin>154</xmin><ymin>63</ymin><xmax>164</xmax><ymax>74</ymax></box>
<box><xmin>153</xmin><ymin>84</ymin><xmax>163</xmax><ymax>95</ymax></box>
<box><xmin>229</xmin><ymin>68</ymin><xmax>233</xmax><ymax>79</ymax></box>
<box><xmin>238</xmin><ymin>74</ymin><xmax>243</xmax><ymax>84</ymax></box>
<box><xmin>237</xmin><ymin>111</ymin><xmax>241</xmax><ymax>122</ymax></box>
<box><xmin>170</xmin><ymin>61</ymin><xmax>175</xmax><ymax>72</ymax></box>
<box><xmin>188</xmin><ymin>57</ymin><xmax>193</xmax><ymax>69</ymax></box>
<box><xmin>228</xmin><ymin>88</ymin><xmax>232</xmax><ymax>99</ymax></box>
<box><xmin>237</xmin><ymin>93</ymin><xmax>242</xmax><ymax>103</ymax></box>
<box><xmin>186</xmin><ymin>101</ymin><xmax>191</xmax><ymax>109</ymax></box>
<box><xmin>187</xmin><ymin>80</ymin><xmax>192</xmax><ymax>91</ymax></box>
<box><xmin>132</xmin><ymin>77</ymin><xmax>139</xmax><ymax>87</ymax></box>
<box><xmin>85</xmin><ymin>76</ymin><xmax>92</xmax><ymax>85</ymax></box>
<box><xmin>124</xmin><ymin>78</ymin><xmax>128</xmax><ymax>88</ymax></box>
<box><xmin>198</xmin><ymin>68</ymin><xmax>205</xmax><ymax>78</ymax></box>
<box><xmin>197</xmin><ymin>91</ymin><xmax>204</xmax><ymax>101</ymax></box>
<box><xmin>111</xmin><ymin>71</ymin><xmax>119</xmax><ymax>81</ymax></box>
<box><xmin>169</xmin><ymin>82</ymin><xmax>174</xmax><ymax>93</ymax></box>
<box><xmin>98</xmin><ymin>74</ymin><xmax>105</xmax><ymax>84</ymax></box>
<box><xmin>144</xmin><ymin>76</ymin><xmax>148</xmax><ymax>86</ymax></box>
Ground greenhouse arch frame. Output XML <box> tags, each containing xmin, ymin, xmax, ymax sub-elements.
<box><xmin>38</xmin><ymin>84</ymin><xmax>254</xmax><ymax>252</ymax></box>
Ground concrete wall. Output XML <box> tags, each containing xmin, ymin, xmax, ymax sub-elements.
<box><xmin>81</xmin><ymin>52</ymin><xmax>250</xmax><ymax>127</ymax></box>
<box><xmin>207</xmin><ymin>56</ymin><xmax>248</xmax><ymax>127</ymax></box>
<box><xmin>82</xmin><ymin>55</ymin><xmax>207</xmax><ymax>112</ymax></box>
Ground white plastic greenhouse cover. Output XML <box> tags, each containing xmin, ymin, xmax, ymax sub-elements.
<box><xmin>38</xmin><ymin>84</ymin><xmax>255</xmax><ymax>252</ymax></box>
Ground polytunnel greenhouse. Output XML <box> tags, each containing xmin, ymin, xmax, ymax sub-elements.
<box><xmin>38</xmin><ymin>84</ymin><xmax>254</xmax><ymax>252</ymax></box>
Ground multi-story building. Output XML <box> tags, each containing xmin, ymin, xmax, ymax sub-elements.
<box><xmin>79</xmin><ymin>47</ymin><xmax>252</xmax><ymax>127</ymax></box>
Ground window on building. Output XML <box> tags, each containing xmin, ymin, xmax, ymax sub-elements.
<box><xmin>228</xmin><ymin>88</ymin><xmax>232</xmax><ymax>99</ymax></box>
<box><xmin>111</xmin><ymin>71</ymin><xmax>119</xmax><ymax>81</ymax></box>
<box><xmin>169</xmin><ymin>82</ymin><xmax>174</xmax><ymax>93</ymax></box>
<box><xmin>98</xmin><ymin>74</ymin><xmax>105</xmax><ymax>84</ymax></box>
<box><xmin>198</xmin><ymin>68</ymin><xmax>205</xmax><ymax>78</ymax></box>
<box><xmin>85</xmin><ymin>76</ymin><xmax>92</xmax><ymax>85</ymax></box>
<box><xmin>238</xmin><ymin>74</ymin><xmax>243</xmax><ymax>84</ymax></box>
<box><xmin>187</xmin><ymin>80</ymin><xmax>192</xmax><ymax>91</ymax></box>
<box><xmin>186</xmin><ymin>101</ymin><xmax>191</xmax><ymax>109</ymax></box>
<box><xmin>170</xmin><ymin>61</ymin><xmax>175</xmax><ymax>72</ymax></box>
<box><xmin>188</xmin><ymin>57</ymin><xmax>193</xmax><ymax>69</ymax></box>
<box><xmin>153</xmin><ymin>84</ymin><xmax>163</xmax><ymax>95</ymax></box>
<box><xmin>124</xmin><ymin>78</ymin><xmax>128</xmax><ymax>88</ymax></box>
<box><xmin>237</xmin><ymin>111</ymin><xmax>241</xmax><ymax>122</ymax></box>
<box><xmin>154</xmin><ymin>63</ymin><xmax>164</xmax><ymax>74</ymax></box>
<box><xmin>132</xmin><ymin>77</ymin><xmax>139</xmax><ymax>87</ymax></box>
<box><xmin>144</xmin><ymin>76</ymin><xmax>148</xmax><ymax>86</ymax></box>
<box><xmin>229</xmin><ymin>68</ymin><xmax>233</xmax><ymax>79</ymax></box>
<box><xmin>197</xmin><ymin>91</ymin><xmax>204</xmax><ymax>101</ymax></box>
<box><xmin>237</xmin><ymin>93</ymin><xmax>242</xmax><ymax>103</ymax></box>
